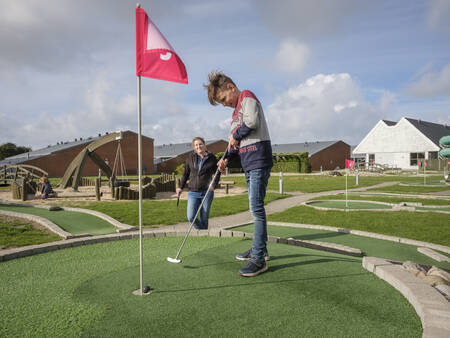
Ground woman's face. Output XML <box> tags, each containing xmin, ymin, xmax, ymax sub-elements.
<box><xmin>193</xmin><ymin>139</ymin><xmax>206</xmax><ymax>156</ymax></box>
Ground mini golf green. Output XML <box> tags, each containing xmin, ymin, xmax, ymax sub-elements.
<box><xmin>400</xmin><ymin>181</ymin><xmax>448</xmax><ymax>186</ymax></box>
<box><xmin>0</xmin><ymin>237</ymin><xmax>421</xmax><ymax>337</ymax></box>
<box><xmin>307</xmin><ymin>200</ymin><xmax>393</xmax><ymax>210</ymax></box>
<box><xmin>0</xmin><ymin>205</ymin><xmax>116</xmax><ymax>235</ymax></box>
<box><xmin>235</xmin><ymin>224</ymin><xmax>450</xmax><ymax>270</ymax></box>
<box><xmin>416</xmin><ymin>206</ymin><xmax>450</xmax><ymax>212</ymax></box>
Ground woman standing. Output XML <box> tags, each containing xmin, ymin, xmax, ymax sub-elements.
<box><xmin>177</xmin><ymin>137</ymin><xmax>220</xmax><ymax>230</ymax></box>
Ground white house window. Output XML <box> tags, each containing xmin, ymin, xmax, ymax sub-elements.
<box><xmin>368</xmin><ymin>154</ymin><xmax>375</xmax><ymax>164</ymax></box>
<box><xmin>410</xmin><ymin>152</ymin><xmax>425</xmax><ymax>165</ymax></box>
<box><xmin>429</xmin><ymin>151</ymin><xmax>438</xmax><ymax>160</ymax></box>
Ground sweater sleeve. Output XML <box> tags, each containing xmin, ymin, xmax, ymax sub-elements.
<box><xmin>232</xmin><ymin>97</ymin><xmax>259</xmax><ymax>141</ymax></box>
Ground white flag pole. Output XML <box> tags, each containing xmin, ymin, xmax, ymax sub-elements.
<box><xmin>137</xmin><ymin>75</ymin><xmax>144</xmax><ymax>295</ymax></box>
<box><xmin>424</xmin><ymin>161</ymin><xmax>426</xmax><ymax>186</ymax></box>
<box><xmin>345</xmin><ymin>170</ymin><xmax>348</xmax><ymax>208</ymax></box>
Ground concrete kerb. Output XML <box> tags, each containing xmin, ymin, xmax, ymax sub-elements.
<box><xmin>418</xmin><ymin>248</ymin><xmax>450</xmax><ymax>263</ymax></box>
<box><xmin>363</xmin><ymin>256</ymin><xmax>450</xmax><ymax>338</ymax></box>
<box><xmin>267</xmin><ymin>221</ymin><xmax>450</xmax><ymax>255</ymax></box>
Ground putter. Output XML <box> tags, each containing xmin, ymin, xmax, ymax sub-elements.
<box><xmin>173</xmin><ymin>195</ymin><xmax>180</xmax><ymax>231</ymax></box>
<box><xmin>167</xmin><ymin>146</ymin><xmax>229</xmax><ymax>264</ymax></box>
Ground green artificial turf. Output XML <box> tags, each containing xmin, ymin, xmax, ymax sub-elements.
<box><xmin>55</xmin><ymin>192</ymin><xmax>286</xmax><ymax>227</ymax></box>
<box><xmin>310</xmin><ymin>194</ymin><xmax>450</xmax><ymax>206</ymax></box>
<box><xmin>416</xmin><ymin>206</ymin><xmax>450</xmax><ymax>212</ymax></box>
<box><xmin>368</xmin><ymin>184</ymin><xmax>450</xmax><ymax>194</ymax></box>
<box><xmin>0</xmin><ymin>205</ymin><xmax>116</xmax><ymax>236</ymax></box>
<box><xmin>234</xmin><ymin>224</ymin><xmax>450</xmax><ymax>270</ymax></box>
<box><xmin>0</xmin><ymin>215</ymin><xmax>60</xmax><ymax>249</ymax></box>
<box><xmin>308</xmin><ymin>200</ymin><xmax>392</xmax><ymax>210</ymax></box>
<box><xmin>0</xmin><ymin>237</ymin><xmax>421</xmax><ymax>337</ymax></box>
<box><xmin>267</xmin><ymin>206</ymin><xmax>450</xmax><ymax>247</ymax></box>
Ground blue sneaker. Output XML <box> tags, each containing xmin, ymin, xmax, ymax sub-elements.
<box><xmin>239</xmin><ymin>260</ymin><xmax>268</xmax><ymax>277</ymax></box>
<box><xmin>235</xmin><ymin>249</ymin><xmax>270</xmax><ymax>261</ymax></box>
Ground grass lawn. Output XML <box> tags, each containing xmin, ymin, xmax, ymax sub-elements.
<box><xmin>231</xmin><ymin>174</ymin><xmax>443</xmax><ymax>193</ymax></box>
<box><xmin>310</xmin><ymin>194</ymin><xmax>450</xmax><ymax>206</ymax></box>
<box><xmin>234</xmin><ymin>224</ymin><xmax>450</xmax><ymax>270</ymax></box>
<box><xmin>0</xmin><ymin>215</ymin><xmax>60</xmax><ymax>249</ymax></box>
<box><xmin>0</xmin><ymin>205</ymin><xmax>116</xmax><ymax>236</ymax></box>
<box><xmin>54</xmin><ymin>192</ymin><xmax>287</xmax><ymax>227</ymax></box>
<box><xmin>0</xmin><ymin>237</ymin><xmax>421</xmax><ymax>337</ymax></box>
<box><xmin>267</xmin><ymin>206</ymin><xmax>450</xmax><ymax>247</ymax></box>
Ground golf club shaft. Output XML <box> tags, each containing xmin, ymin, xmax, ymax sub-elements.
<box><xmin>172</xmin><ymin>147</ymin><xmax>229</xmax><ymax>260</ymax></box>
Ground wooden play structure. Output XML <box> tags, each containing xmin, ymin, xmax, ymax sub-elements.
<box><xmin>1</xmin><ymin>164</ymin><xmax>48</xmax><ymax>201</ymax></box>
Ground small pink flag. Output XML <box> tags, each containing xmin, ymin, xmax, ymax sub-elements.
<box><xmin>417</xmin><ymin>161</ymin><xmax>421</xmax><ymax>166</ymax></box>
<box><xmin>345</xmin><ymin>159</ymin><xmax>355</xmax><ymax>169</ymax></box>
<box><xmin>136</xmin><ymin>7</ymin><xmax>188</xmax><ymax>84</ymax></box>
<box><xmin>424</xmin><ymin>161</ymin><xmax>427</xmax><ymax>167</ymax></box>
<box><xmin>447</xmin><ymin>161</ymin><xmax>450</xmax><ymax>165</ymax></box>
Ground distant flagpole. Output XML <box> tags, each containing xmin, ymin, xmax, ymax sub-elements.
<box><xmin>345</xmin><ymin>169</ymin><xmax>348</xmax><ymax>208</ymax></box>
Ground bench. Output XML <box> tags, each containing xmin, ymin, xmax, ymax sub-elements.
<box><xmin>219</xmin><ymin>180</ymin><xmax>235</xmax><ymax>194</ymax></box>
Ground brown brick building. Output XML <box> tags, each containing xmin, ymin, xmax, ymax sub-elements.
<box><xmin>1</xmin><ymin>131</ymin><xmax>154</xmax><ymax>177</ymax></box>
<box><xmin>272</xmin><ymin>140</ymin><xmax>350</xmax><ymax>171</ymax></box>
<box><xmin>156</xmin><ymin>140</ymin><xmax>228</xmax><ymax>173</ymax></box>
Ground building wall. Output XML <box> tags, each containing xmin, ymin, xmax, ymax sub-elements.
<box><xmin>157</xmin><ymin>140</ymin><xmax>228</xmax><ymax>173</ymax></box>
<box><xmin>354</xmin><ymin>118</ymin><xmax>439</xmax><ymax>169</ymax></box>
<box><xmin>309</xmin><ymin>141</ymin><xmax>350</xmax><ymax>171</ymax></box>
<box><xmin>23</xmin><ymin>131</ymin><xmax>154</xmax><ymax>177</ymax></box>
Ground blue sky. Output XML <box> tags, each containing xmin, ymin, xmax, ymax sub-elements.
<box><xmin>0</xmin><ymin>0</ymin><xmax>449</xmax><ymax>150</ymax></box>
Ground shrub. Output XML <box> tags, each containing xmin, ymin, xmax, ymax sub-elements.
<box><xmin>174</xmin><ymin>163</ymin><xmax>185</xmax><ymax>175</ymax></box>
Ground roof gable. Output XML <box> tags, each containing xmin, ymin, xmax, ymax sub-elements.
<box><xmin>405</xmin><ymin>118</ymin><xmax>450</xmax><ymax>146</ymax></box>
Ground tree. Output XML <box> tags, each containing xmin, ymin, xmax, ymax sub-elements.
<box><xmin>0</xmin><ymin>143</ymin><xmax>32</xmax><ymax>161</ymax></box>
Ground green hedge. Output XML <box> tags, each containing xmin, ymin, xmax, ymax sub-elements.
<box><xmin>272</xmin><ymin>152</ymin><xmax>311</xmax><ymax>173</ymax></box>
<box><xmin>215</xmin><ymin>151</ymin><xmax>311</xmax><ymax>173</ymax></box>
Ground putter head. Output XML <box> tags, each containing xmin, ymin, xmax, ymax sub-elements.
<box><xmin>167</xmin><ymin>257</ymin><xmax>182</xmax><ymax>264</ymax></box>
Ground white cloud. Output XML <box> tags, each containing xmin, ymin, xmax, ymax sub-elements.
<box><xmin>378</xmin><ymin>91</ymin><xmax>397</xmax><ymax>113</ymax></box>
<box><xmin>405</xmin><ymin>63</ymin><xmax>450</xmax><ymax>98</ymax></box>
<box><xmin>275</xmin><ymin>39</ymin><xmax>310</xmax><ymax>74</ymax></box>
<box><xmin>426</xmin><ymin>0</ymin><xmax>450</xmax><ymax>33</ymax></box>
<box><xmin>266</xmin><ymin>73</ymin><xmax>383</xmax><ymax>145</ymax></box>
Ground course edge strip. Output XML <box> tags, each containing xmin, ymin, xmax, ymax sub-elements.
<box><xmin>363</xmin><ymin>256</ymin><xmax>450</xmax><ymax>338</ymax></box>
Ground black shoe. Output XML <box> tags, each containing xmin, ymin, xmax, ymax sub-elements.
<box><xmin>235</xmin><ymin>249</ymin><xmax>270</xmax><ymax>261</ymax></box>
<box><xmin>239</xmin><ymin>260</ymin><xmax>268</xmax><ymax>277</ymax></box>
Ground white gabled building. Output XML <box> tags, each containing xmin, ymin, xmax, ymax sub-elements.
<box><xmin>353</xmin><ymin>117</ymin><xmax>450</xmax><ymax>169</ymax></box>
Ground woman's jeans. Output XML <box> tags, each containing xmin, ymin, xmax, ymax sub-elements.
<box><xmin>245</xmin><ymin>167</ymin><xmax>271</xmax><ymax>263</ymax></box>
<box><xmin>187</xmin><ymin>190</ymin><xmax>214</xmax><ymax>230</ymax></box>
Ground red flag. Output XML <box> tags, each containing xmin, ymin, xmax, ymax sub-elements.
<box><xmin>136</xmin><ymin>7</ymin><xmax>188</xmax><ymax>84</ymax></box>
<box><xmin>345</xmin><ymin>159</ymin><xmax>355</xmax><ymax>169</ymax></box>
<box><xmin>447</xmin><ymin>161</ymin><xmax>450</xmax><ymax>165</ymax></box>
<box><xmin>417</xmin><ymin>161</ymin><xmax>421</xmax><ymax>166</ymax></box>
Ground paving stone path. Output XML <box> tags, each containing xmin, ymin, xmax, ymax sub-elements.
<box><xmin>152</xmin><ymin>181</ymin><xmax>400</xmax><ymax>232</ymax></box>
